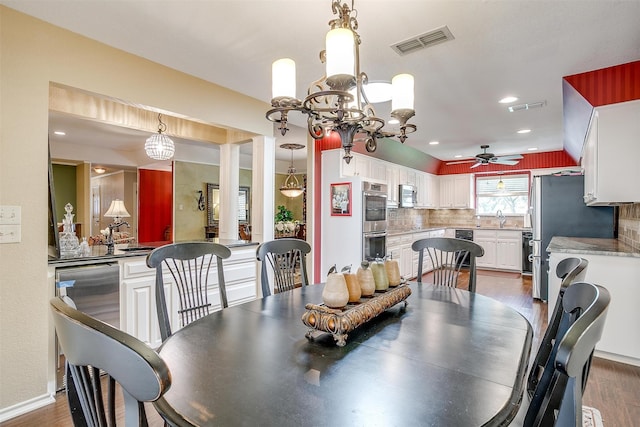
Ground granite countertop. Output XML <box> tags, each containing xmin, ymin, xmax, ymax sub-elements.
<box><xmin>387</xmin><ymin>227</ymin><xmax>530</xmax><ymax>237</ymax></box>
<box><xmin>49</xmin><ymin>238</ymin><xmax>258</xmax><ymax>266</ymax></box>
<box><xmin>387</xmin><ymin>227</ymin><xmax>447</xmax><ymax>237</ymax></box>
<box><xmin>547</xmin><ymin>236</ymin><xmax>640</xmax><ymax>258</ymax></box>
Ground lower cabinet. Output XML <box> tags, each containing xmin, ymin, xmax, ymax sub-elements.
<box><xmin>120</xmin><ymin>246</ymin><xmax>257</xmax><ymax>348</ymax></box>
<box><xmin>387</xmin><ymin>229</ymin><xmax>445</xmax><ymax>280</ymax></box>
<box><xmin>474</xmin><ymin>230</ymin><xmax>522</xmax><ymax>271</ymax></box>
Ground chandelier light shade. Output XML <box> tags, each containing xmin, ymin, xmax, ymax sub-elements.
<box><xmin>145</xmin><ymin>113</ymin><xmax>175</xmax><ymax>160</ymax></box>
<box><xmin>272</xmin><ymin>58</ymin><xmax>297</xmax><ymax>99</ymax></box>
<box><xmin>279</xmin><ymin>143</ymin><xmax>305</xmax><ymax>198</ymax></box>
<box><xmin>267</xmin><ymin>0</ymin><xmax>416</xmax><ymax>164</ymax></box>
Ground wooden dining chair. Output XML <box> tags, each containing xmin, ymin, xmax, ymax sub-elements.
<box><xmin>411</xmin><ymin>237</ymin><xmax>484</xmax><ymax>293</ymax></box>
<box><xmin>146</xmin><ymin>241</ymin><xmax>232</xmax><ymax>342</ymax></box>
<box><xmin>515</xmin><ymin>281</ymin><xmax>610</xmax><ymax>427</ymax></box>
<box><xmin>50</xmin><ymin>296</ymin><xmax>190</xmax><ymax>427</ymax></box>
<box><xmin>256</xmin><ymin>238</ymin><xmax>310</xmax><ymax>297</ymax></box>
<box><xmin>527</xmin><ymin>257</ymin><xmax>589</xmax><ymax>397</ymax></box>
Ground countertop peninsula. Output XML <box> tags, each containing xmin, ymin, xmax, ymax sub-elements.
<box><xmin>547</xmin><ymin>236</ymin><xmax>640</xmax><ymax>258</ymax></box>
<box><xmin>49</xmin><ymin>238</ymin><xmax>258</xmax><ymax>267</ymax></box>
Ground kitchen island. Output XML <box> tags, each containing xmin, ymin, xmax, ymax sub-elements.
<box><xmin>547</xmin><ymin>236</ymin><xmax>640</xmax><ymax>366</ymax></box>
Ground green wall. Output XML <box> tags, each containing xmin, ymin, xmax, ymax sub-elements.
<box><xmin>52</xmin><ymin>164</ymin><xmax>77</xmax><ymax>222</ymax></box>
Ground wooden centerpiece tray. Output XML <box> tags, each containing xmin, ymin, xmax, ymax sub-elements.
<box><xmin>301</xmin><ymin>283</ymin><xmax>411</xmax><ymax>346</ymax></box>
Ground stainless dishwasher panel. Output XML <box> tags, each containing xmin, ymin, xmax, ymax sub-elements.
<box><xmin>56</xmin><ymin>263</ymin><xmax>120</xmax><ymax>329</ymax></box>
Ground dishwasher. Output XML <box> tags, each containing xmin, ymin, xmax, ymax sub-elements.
<box><xmin>454</xmin><ymin>229</ymin><xmax>474</xmax><ymax>269</ymax></box>
<box><xmin>55</xmin><ymin>263</ymin><xmax>120</xmax><ymax>390</ymax></box>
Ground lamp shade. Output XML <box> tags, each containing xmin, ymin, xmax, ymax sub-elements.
<box><xmin>391</xmin><ymin>73</ymin><xmax>415</xmax><ymax>111</ymax></box>
<box><xmin>104</xmin><ymin>199</ymin><xmax>130</xmax><ymax>218</ymax></box>
<box><xmin>272</xmin><ymin>58</ymin><xmax>297</xmax><ymax>99</ymax></box>
<box><xmin>145</xmin><ymin>132</ymin><xmax>175</xmax><ymax>161</ymax></box>
<box><xmin>326</xmin><ymin>28</ymin><xmax>355</xmax><ymax>79</ymax></box>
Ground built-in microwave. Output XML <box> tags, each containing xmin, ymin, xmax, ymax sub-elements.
<box><xmin>399</xmin><ymin>184</ymin><xmax>417</xmax><ymax>208</ymax></box>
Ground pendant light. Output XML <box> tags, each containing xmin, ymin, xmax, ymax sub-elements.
<box><xmin>279</xmin><ymin>143</ymin><xmax>305</xmax><ymax>198</ymax></box>
<box><xmin>497</xmin><ymin>177</ymin><xmax>505</xmax><ymax>191</ymax></box>
<box><xmin>145</xmin><ymin>113</ymin><xmax>175</xmax><ymax>160</ymax></box>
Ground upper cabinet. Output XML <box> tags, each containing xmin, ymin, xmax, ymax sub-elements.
<box><xmin>582</xmin><ymin>100</ymin><xmax>640</xmax><ymax>205</ymax></box>
<box><xmin>439</xmin><ymin>174</ymin><xmax>474</xmax><ymax>209</ymax></box>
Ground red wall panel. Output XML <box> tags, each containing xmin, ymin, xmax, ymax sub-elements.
<box><xmin>138</xmin><ymin>168</ymin><xmax>173</xmax><ymax>243</ymax></box>
<box><xmin>437</xmin><ymin>150</ymin><xmax>578</xmax><ymax>175</ymax></box>
<box><xmin>564</xmin><ymin>60</ymin><xmax>640</xmax><ymax>107</ymax></box>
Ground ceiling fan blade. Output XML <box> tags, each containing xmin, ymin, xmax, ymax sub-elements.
<box><xmin>491</xmin><ymin>159</ymin><xmax>520</xmax><ymax>166</ymax></box>
<box><xmin>470</xmin><ymin>161</ymin><xmax>485</xmax><ymax>169</ymax></box>
<box><xmin>496</xmin><ymin>154</ymin><xmax>524</xmax><ymax>161</ymax></box>
<box><xmin>445</xmin><ymin>159</ymin><xmax>476</xmax><ymax>166</ymax></box>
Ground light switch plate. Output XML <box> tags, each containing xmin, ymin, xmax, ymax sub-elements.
<box><xmin>0</xmin><ymin>205</ymin><xmax>21</xmax><ymax>225</ymax></box>
<box><xmin>0</xmin><ymin>224</ymin><xmax>21</xmax><ymax>243</ymax></box>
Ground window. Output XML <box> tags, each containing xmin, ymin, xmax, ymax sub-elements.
<box><xmin>475</xmin><ymin>174</ymin><xmax>529</xmax><ymax>215</ymax></box>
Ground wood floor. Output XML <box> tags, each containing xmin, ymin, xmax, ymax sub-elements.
<box><xmin>3</xmin><ymin>271</ymin><xmax>639</xmax><ymax>426</ymax></box>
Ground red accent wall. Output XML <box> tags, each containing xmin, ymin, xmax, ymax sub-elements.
<box><xmin>138</xmin><ymin>168</ymin><xmax>173</xmax><ymax>243</ymax></box>
<box><xmin>437</xmin><ymin>150</ymin><xmax>578</xmax><ymax>175</ymax></box>
<box><xmin>564</xmin><ymin>60</ymin><xmax>640</xmax><ymax>107</ymax></box>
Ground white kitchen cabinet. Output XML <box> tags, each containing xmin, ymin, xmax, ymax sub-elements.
<box><xmin>120</xmin><ymin>247</ymin><xmax>257</xmax><ymax>347</ymax></box>
<box><xmin>398</xmin><ymin>167</ymin><xmax>416</xmax><ymax>186</ymax></box>
<box><xmin>415</xmin><ymin>172</ymin><xmax>427</xmax><ymax>208</ymax></box>
<box><xmin>370</xmin><ymin>159</ymin><xmax>387</xmax><ymax>182</ymax></box>
<box><xmin>474</xmin><ymin>230</ymin><xmax>521</xmax><ymax>271</ymax></box>
<box><xmin>496</xmin><ymin>231</ymin><xmax>522</xmax><ymax>271</ymax></box>
<box><xmin>582</xmin><ymin>100</ymin><xmax>640</xmax><ymax>205</ymax></box>
<box><xmin>548</xmin><ymin>249</ymin><xmax>640</xmax><ymax>366</ymax></box>
<box><xmin>439</xmin><ymin>174</ymin><xmax>473</xmax><ymax>209</ymax></box>
<box><xmin>386</xmin><ymin>165</ymin><xmax>399</xmax><ymax>205</ymax></box>
<box><xmin>425</xmin><ymin>173</ymin><xmax>439</xmax><ymax>208</ymax></box>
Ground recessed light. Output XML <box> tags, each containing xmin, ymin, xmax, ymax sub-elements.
<box><xmin>388</xmin><ymin>118</ymin><xmax>400</xmax><ymax>125</ymax></box>
<box><xmin>517</xmin><ymin>129</ymin><xmax>531</xmax><ymax>134</ymax></box>
<box><xmin>454</xmin><ymin>154</ymin><xmax>462</xmax><ymax>158</ymax></box>
<box><xmin>429</xmin><ymin>141</ymin><xmax>439</xmax><ymax>145</ymax></box>
<box><xmin>499</xmin><ymin>96</ymin><xmax>518</xmax><ymax>104</ymax></box>
<box><xmin>527</xmin><ymin>147</ymin><xmax>538</xmax><ymax>151</ymax></box>
<box><xmin>54</xmin><ymin>131</ymin><xmax>66</xmax><ymax>136</ymax></box>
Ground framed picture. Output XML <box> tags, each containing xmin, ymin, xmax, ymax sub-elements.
<box><xmin>330</xmin><ymin>182</ymin><xmax>352</xmax><ymax>216</ymax></box>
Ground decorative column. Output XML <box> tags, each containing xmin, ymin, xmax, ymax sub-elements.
<box><xmin>218</xmin><ymin>143</ymin><xmax>240</xmax><ymax>240</ymax></box>
<box><xmin>252</xmin><ymin>135</ymin><xmax>275</xmax><ymax>297</ymax></box>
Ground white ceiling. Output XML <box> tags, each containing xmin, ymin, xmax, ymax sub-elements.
<box><xmin>5</xmin><ymin>0</ymin><xmax>640</xmax><ymax>164</ymax></box>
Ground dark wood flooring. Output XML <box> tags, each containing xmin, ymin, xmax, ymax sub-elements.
<box><xmin>2</xmin><ymin>270</ymin><xmax>639</xmax><ymax>426</ymax></box>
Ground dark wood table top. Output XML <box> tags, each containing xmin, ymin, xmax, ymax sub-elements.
<box><xmin>154</xmin><ymin>283</ymin><xmax>533</xmax><ymax>426</ymax></box>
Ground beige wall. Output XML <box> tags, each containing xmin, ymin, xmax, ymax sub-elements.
<box><xmin>0</xmin><ymin>6</ymin><xmax>271</xmax><ymax>414</ymax></box>
<box><xmin>174</xmin><ymin>162</ymin><xmax>220</xmax><ymax>241</ymax></box>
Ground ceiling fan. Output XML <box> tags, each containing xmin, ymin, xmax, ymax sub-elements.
<box><xmin>462</xmin><ymin>145</ymin><xmax>523</xmax><ymax>169</ymax></box>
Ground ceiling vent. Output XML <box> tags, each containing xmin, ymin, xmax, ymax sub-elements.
<box><xmin>391</xmin><ymin>26</ymin><xmax>455</xmax><ymax>56</ymax></box>
<box><xmin>508</xmin><ymin>101</ymin><xmax>547</xmax><ymax>112</ymax></box>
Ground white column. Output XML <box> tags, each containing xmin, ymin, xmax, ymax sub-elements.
<box><xmin>219</xmin><ymin>143</ymin><xmax>240</xmax><ymax>240</ymax></box>
<box><xmin>252</xmin><ymin>135</ymin><xmax>275</xmax><ymax>297</ymax></box>
<box><xmin>251</xmin><ymin>135</ymin><xmax>275</xmax><ymax>244</ymax></box>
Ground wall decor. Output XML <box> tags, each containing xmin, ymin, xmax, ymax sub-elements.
<box><xmin>330</xmin><ymin>182</ymin><xmax>351</xmax><ymax>216</ymax></box>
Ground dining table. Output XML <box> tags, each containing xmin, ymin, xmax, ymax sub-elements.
<box><xmin>153</xmin><ymin>282</ymin><xmax>533</xmax><ymax>426</ymax></box>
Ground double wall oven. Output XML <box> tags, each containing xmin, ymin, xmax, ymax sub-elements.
<box><xmin>362</xmin><ymin>181</ymin><xmax>387</xmax><ymax>261</ymax></box>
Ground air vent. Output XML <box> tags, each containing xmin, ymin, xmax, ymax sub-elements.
<box><xmin>391</xmin><ymin>26</ymin><xmax>455</xmax><ymax>56</ymax></box>
<box><xmin>508</xmin><ymin>101</ymin><xmax>547</xmax><ymax>113</ymax></box>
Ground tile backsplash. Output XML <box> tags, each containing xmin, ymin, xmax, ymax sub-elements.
<box><xmin>387</xmin><ymin>208</ymin><xmax>525</xmax><ymax>232</ymax></box>
<box><xmin>618</xmin><ymin>204</ymin><xmax>640</xmax><ymax>250</ymax></box>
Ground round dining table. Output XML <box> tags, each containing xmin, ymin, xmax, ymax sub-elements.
<box><xmin>154</xmin><ymin>282</ymin><xmax>533</xmax><ymax>426</ymax></box>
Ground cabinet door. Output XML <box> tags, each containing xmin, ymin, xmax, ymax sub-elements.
<box><xmin>582</xmin><ymin>111</ymin><xmax>598</xmax><ymax>204</ymax></box>
<box><xmin>415</xmin><ymin>173</ymin><xmax>426</xmax><ymax>207</ymax></box>
<box><xmin>401</xmin><ymin>245</ymin><xmax>413</xmax><ymax>279</ymax></box>
<box><xmin>496</xmin><ymin>238</ymin><xmax>521</xmax><ymax>271</ymax></box>
<box><xmin>370</xmin><ymin>159</ymin><xmax>386</xmax><ymax>182</ymax></box>
<box><xmin>425</xmin><ymin>174</ymin><xmax>439</xmax><ymax>208</ymax></box>
<box><xmin>453</xmin><ymin>174</ymin><xmax>472</xmax><ymax>208</ymax></box>
<box><xmin>386</xmin><ymin>165</ymin><xmax>399</xmax><ymax>204</ymax></box>
<box><xmin>475</xmin><ymin>238</ymin><xmax>496</xmax><ymax>268</ymax></box>
<box><xmin>439</xmin><ymin>176</ymin><xmax>455</xmax><ymax>208</ymax></box>
<box><xmin>122</xmin><ymin>276</ymin><xmax>174</xmax><ymax>348</ymax></box>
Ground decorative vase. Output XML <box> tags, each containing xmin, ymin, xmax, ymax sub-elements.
<box><xmin>357</xmin><ymin>261</ymin><xmax>376</xmax><ymax>296</ymax></box>
<box><xmin>371</xmin><ymin>259</ymin><xmax>389</xmax><ymax>291</ymax></box>
<box><xmin>385</xmin><ymin>258</ymin><xmax>402</xmax><ymax>287</ymax></box>
<box><xmin>343</xmin><ymin>270</ymin><xmax>361</xmax><ymax>303</ymax></box>
<box><xmin>323</xmin><ymin>270</ymin><xmax>349</xmax><ymax>308</ymax></box>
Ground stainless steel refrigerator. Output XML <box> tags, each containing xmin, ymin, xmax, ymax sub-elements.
<box><xmin>530</xmin><ymin>174</ymin><xmax>615</xmax><ymax>300</ymax></box>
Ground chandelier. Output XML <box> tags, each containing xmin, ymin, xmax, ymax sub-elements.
<box><xmin>279</xmin><ymin>143</ymin><xmax>305</xmax><ymax>198</ymax></box>
<box><xmin>267</xmin><ymin>0</ymin><xmax>416</xmax><ymax>164</ymax></box>
<box><xmin>145</xmin><ymin>113</ymin><xmax>175</xmax><ymax>160</ymax></box>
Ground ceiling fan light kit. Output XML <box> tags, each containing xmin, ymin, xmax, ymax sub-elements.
<box><xmin>267</xmin><ymin>0</ymin><xmax>417</xmax><ymax>164</ymax></box>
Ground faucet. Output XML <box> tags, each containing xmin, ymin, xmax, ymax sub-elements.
<box><xmin>496</xmin><ymin>210</ymin><xmax>506</xmax><ymax>229</ymax></box>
